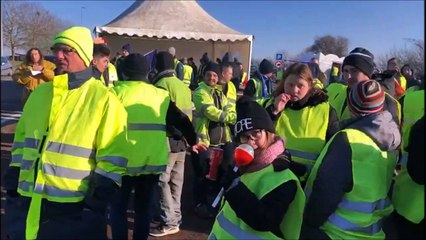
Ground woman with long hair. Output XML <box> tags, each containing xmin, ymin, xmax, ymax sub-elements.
<box><xmin>12</xmin><ymin>47</ymin><xmax>55</xmax><ymax>104</ymax></box>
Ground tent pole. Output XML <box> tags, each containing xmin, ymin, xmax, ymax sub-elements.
<box><xmin>247</xmin><ymin>36</ymin><xmax>254</xmax><ymax>79</ymax></box>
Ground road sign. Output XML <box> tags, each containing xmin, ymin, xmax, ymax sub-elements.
<box><xmin>275</xmin><ymin>60</ymin><xmax>283</xmax><ymax>68</ymax></box>
<box><xmin>275</xmin><ymin>53</ymin><xmax>283</xmax><ymax>61</ymax></box>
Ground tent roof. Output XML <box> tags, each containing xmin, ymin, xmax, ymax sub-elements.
<box><xmin>95</xmin><ymin>0</ymin><xmax>252</xmax><ymax>42</ymax></box>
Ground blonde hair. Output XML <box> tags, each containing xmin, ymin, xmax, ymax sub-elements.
<box><xmin>274</xmin><ymin>62</ymin><xmax>314</xmax><ymax>97</ymax></box>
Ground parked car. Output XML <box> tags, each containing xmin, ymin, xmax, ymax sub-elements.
<box><xmin>1</xmin><ymin>56</ymin><xmax>13</xmax><ymax>76</ymax></box>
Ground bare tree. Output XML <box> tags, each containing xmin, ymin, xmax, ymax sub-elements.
<box><xmin>376</xmin><ymin>39</ymin><xmax>424</xmax><ymax>78</ymax></box>
<box><xmin>3</xmin><ymin>1</ymin><xmax>71</xmax><ymax>58</ymax></box>
<box><xmin>305</xmin><ymin>35</ymin><xmax>349</xmax><ymax>56</ymax></box>
<box><xmin>3</xmin><ymin>1</ymin><xmax>26</xmax><ymax>59</ymax></box>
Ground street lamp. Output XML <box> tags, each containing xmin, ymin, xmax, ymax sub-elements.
<box><xmin>80</xmin><ymin>7</ymin><xmax>86</xmax><ymax>25</ymax></box>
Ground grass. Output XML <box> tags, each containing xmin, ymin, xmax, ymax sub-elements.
<box><xmin>10</xmin><ymin>60</ymin><xmax>23</xmax><ymax>71</ymax></box>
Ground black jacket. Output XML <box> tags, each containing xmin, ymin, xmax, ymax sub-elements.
<box><xmin>224</xmin><ymin>156</ymin><xmax>303</xmax><ymax>238</ymax></box>
<box><xmin>301</xmin><ymin>111</ymin><xmax>401</xmax><ymax>239</ymax></box>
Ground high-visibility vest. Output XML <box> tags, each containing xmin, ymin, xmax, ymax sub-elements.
<box><xmin>182</xmin><ymin>64</ymin><xmax>193</xmax><ymax>87</ymax></box>
<box><xmin>112</xmin><ymin>81</ymin><xmax>170</xmax><ymax>176</ymax></box>
<box><xmin>193</xmin><ymin>82</ymin><xmax>236</xmax><ymax>146</ymax></box>
<box><xmin>209</xmin><ymin>165</ymin><xmax>305</xmax><ymax>240</ymax></box>
<box><xmin>99</xmin><ymin>63</ymin><xmax>118</xmax><ymax>87</ymax></box>
<box><xmin>392</xmin><ymin>89</ymin><xmax>424</xmax><ymax>223</ymax></box>
<box><xmin>10</xmin><ymin>73</ymin><xmax>128</xmax><ymax>239</ymax></box>
<box><xmin>154</xmin><ymin>75</ymin><xmax>193</xmax><ymax>121</ymax></box>
<box><xmin>313</xmin><ymin>78</ymin><xmax>324</xmax><ymax>89</ymax></box>
<box><xmin>216</xmin><ymin>81</ymin><xmax>237</xmax><ymax>112</ymax></box>
<box><xmin>173</xmin><ymin>58</ymin><xmax>183</xmax><ymax>80</ymax></box>
<box><xmin>305</xmin><ymin>128</ymin><xmax>397</xmax><ymax>239</ymax></box>
<box><xmin>275</xmin><ymin>102</ymin><xmax>329</xmax><ymax>177</ymax></box>
<box><xmin>326</xmin><ymin>82</ymin><xmax>347</xmax><ymax>105</ymax></box>
<box><xmin>398</xmin><ymin>74</ymin><xmax>407</xmax><ymax>91</ymax></box>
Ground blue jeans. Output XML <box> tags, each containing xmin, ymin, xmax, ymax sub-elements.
<box><xmin>109</xmin><ymin>174</ymin><xmax>160</xmax><ymax>240</ymax></box>
<box><xmin>158</xmin><ymin>151</ymin><xmax>186</xmax><ymax>227</ymax></box>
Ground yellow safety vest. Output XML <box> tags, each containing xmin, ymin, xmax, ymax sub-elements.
<box><xmin>193</xmin><ymin>82</ymin><xmax>236</xmax><ymax>145</ymax></box>
<box><xmin>216</xmin><ymin>81</ymin><xmax>237</xmax><ymax>113</ymax></box>
<box><xmin>326</xmin><ymin>82</ymin><xmax>347</xmax><ymax>105</ymax></box>
<box><xmin>182</xmin><ymin>64</ymin><xmax>193</xmax><ymax>87</ymax></box>
<box><xmin>275</xmin><ymin>102</ymin><xmax>329</xmax><ymax>178</ymax></box>
<box><xmin>154</xmin><ymin>75</ymin><xmax>193</xmax><ymax>121</ymax></box>
<box><xmin>10</xmin><ymin>73</ymin><xmax>128</xmax><ymax>239</ymax></box>
<box><xmin>306</xmin><ymin>128</ymin><xmax>397</xmax><ymax>239</ymax></box>
<box><xmin>112</xmin><ymin>81</ymin><xmax>170</xmax><ymax>176</ymax></box>
<box><xmin>392</xmin><ymin>89</ymin><xmax>424</xmax><ymax>223</ymax></box>
<box><xmin>209</xmin><ymin>165</ymin><xmax>305</xmax><ymax>240</ymax></box>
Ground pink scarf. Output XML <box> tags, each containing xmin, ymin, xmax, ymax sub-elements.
<box><xmin>240</xmin><ymin>137</ymin><xmax>285</xmax><ymax>174</ymax></box>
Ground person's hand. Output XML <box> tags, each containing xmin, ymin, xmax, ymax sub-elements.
<box><xmin>220</xmin><ymin>166</ymin><xmax>240</xmax><ymax>191</ymax></box>
<box><xmin>191</xmin><ymin>142</ymin><xmax>208</xmax><ymax>154</ymax></box>
<box><xmin>273</xmin><ymin>93</ymin><xmax>291</xmax><ymax>114</ymax></box>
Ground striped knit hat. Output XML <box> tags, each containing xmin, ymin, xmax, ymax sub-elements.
<box><xmin>348</xmin><ymin>80</ymin><xmax>385</xmax><ymax>117</ymax></box>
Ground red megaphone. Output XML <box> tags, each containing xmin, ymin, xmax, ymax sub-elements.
<box><xmin>234</xmin><ymin>144</ymin><xmax>254</xmax><ymax>167</ymax></box>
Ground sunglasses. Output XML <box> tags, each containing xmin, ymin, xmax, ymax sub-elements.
<box><xmin>239</xmin><ymin>129</ymin><xmax>263</xmax><ymax>143</ymax></box>
<box><xmin>50</xmin><ymin>47</ymin><xmax>77</xmax><ymax>54</ymax></box>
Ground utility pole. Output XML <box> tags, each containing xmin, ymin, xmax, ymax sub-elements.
<box><xmin>80</xmin><ymin>6</ymin><xmax>86</xmax><ymax>25</ymax></box>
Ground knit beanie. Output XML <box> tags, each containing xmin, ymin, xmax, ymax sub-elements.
<box><xmin>235</xmin><ymin>96</ymin><xmax>275</xmax><ymax>136</ymax></box>
<box><xmin>168</xmin><ymin>47</ymin><xmax>176</xmax><ymax>56</ymax></box>
<box><xmin>155</xmin><ymin>51</ymin><xmax>174</xmax><ymax>72</ymax></box>
<box><xmin>342</xmin><ymin>47</ymin><xmax>375</xmax><ymax>78</ymax></box>
<box><xmin>348</xmin><ymin>80</ymin><xmax>385</xmax><ymax>117</ymax></box>
<box><xmin>203</xmin><ymin>62</ymin><xmax>221</xmax><ymax>77</ymax></box>
<box><xmin>52</xmin><ymin>26</ymin><xmax>93</xmax><ymax>67</ymax></box>
<box><xmin>121</xmin><ymin>53</ymin><xmax>149</xmax><ymax>80</ymax></box>
<box><xmin>122</xmin><ymin>43</ymin><xmax>131</xmax><ymax>53</ymax></box>
<box><xmin>259</xmin><ymin>59</ymin><xmax>274</xmax><ymax>75</ymax></box>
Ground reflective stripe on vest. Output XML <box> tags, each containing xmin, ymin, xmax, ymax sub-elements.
<box><xmin>328</xmin><ymin>213</ymin><xmax>383</xmax><ymax>235</ymax></box>
<box><xmin>215</xmin><ymin>212</ymin><xmax>261</xmax><ymax>239</ymax></box>
<box><xmin>46</xmin><ymin>141</ymin><xmax>96</xmax><ymax>159</ymax></box>
<box><xmin>128</xmin><ymin>123</ymin><xmax>167</xmax><ymax>131</ymax></box>
<box><xmin>33</xmin><ymin>183</ymin><xmax>85</xmax><ymax>198</ymax></box>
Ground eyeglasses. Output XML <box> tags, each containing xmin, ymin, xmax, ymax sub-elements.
<box><xmin>50</xmin><ymin>47</ymin><xmax>76</xmax><ymax>54</ymax></box>
<box><xmin>239</xmin><ymin>129</ymin><xmax>263</xmax><ymax>143</ymax></box>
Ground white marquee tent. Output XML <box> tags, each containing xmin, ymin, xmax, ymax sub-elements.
<box><xmin>95</xmin><ymin>0</ymin><xmax>253</xmax><ymax>72</ymax></box>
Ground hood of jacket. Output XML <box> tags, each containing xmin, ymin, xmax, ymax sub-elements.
<box><xmin>345</xmin><ymin>110</ymin><xmax>401</xmax><ymax>151</ymax></box>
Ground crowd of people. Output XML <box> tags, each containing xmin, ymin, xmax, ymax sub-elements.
<box><xmin>5</xmin><ymin>25</ymin><xmax>424</xmax><ymax>240</ymax></box>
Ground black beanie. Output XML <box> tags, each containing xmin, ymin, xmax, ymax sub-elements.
<box><xmin>259</xmin><ymin>59</ymin><xmax>274</xmax><ymax>75</ymax></box>
<box><xmin>200</xmin><ymin>52</ymin><xmax>209</xmax><ymax>63</ymax></box>
<box><xmin>235</xmin><ymin>96</ymin><xmax>275</xmax><ymax>136</ymax></box>
<box><xmin>155</xmin><ymin>51</ymin><xmax>174</xmax><ymax>72</ymax></box>
<box><xmin>342</xmin><ymin>47</ymin><xmax>375</xmax><ymax>77</ymax></box>
<box><xmin>203</xmin><ymin>62</ymin><xmax>221</xmax><ymax>77</ymax></box>
<box><xmin>122</xmin><ymin>53</ymin><xmax>149</xmax><ymax>80</ymax></box>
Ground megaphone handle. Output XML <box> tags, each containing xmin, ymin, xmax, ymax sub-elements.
<box><xmin>211</xmin><ymin>166</ymin><xmax>239</xmax><ymax>208</ymax></box>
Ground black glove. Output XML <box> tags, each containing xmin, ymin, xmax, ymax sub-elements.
<box><xmin>84</xmin><ymin>173</ymin><xmax>118</xmax><ymax>214</ymax></box>
<box><xmin>273</xmin><ymin>150</ymin><xmax>292</xmax><ymax>171</ymax></box>
<box><xmin>219</xmin><ymin>166</ymin><xmax>240</xmax><ymax>191</ymax></box>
